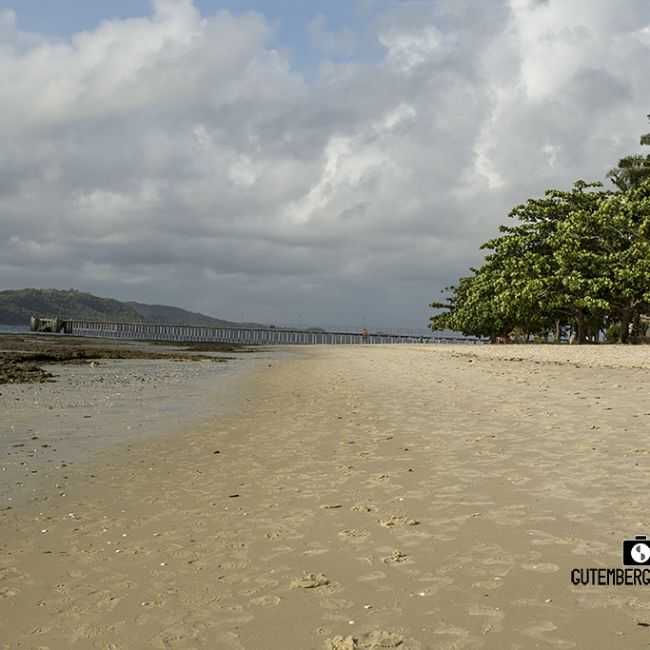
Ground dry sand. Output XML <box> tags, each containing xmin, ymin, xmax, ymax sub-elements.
<box><xmin>2</xmin><ymin>344</ymin><xmax>650</xmax><ymax>649</ymax></box>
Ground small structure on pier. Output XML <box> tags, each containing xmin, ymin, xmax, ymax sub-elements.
<box><xmin>30</xmin><ymin>316</ymin><xmax>66</xmax><ymax>333</ymax></box>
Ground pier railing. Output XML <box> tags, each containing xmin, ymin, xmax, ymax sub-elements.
<box><xmin>49</xmin><ymin>318</ymin><xmax>480</xmax><ymax>345</ymax></box>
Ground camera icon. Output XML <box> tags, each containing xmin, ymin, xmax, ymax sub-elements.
<box><xmin>623</xmin><ymin>536</ymin><xmax>650</xmax><ymax>565</ymax></box>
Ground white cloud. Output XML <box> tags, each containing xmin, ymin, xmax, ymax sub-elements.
<box><xmin>378</xmin><ymin>25</ymin><xmax>446</xmax><ymax>72</ymax></box>
<box><xmin>0</xmin><ymin>0</ymin><xmax>649</xmax><ymax>328</ymax></box>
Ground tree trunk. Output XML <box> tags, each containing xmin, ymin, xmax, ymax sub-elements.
<box><xmin>555</xmin><ymin>319</ymin><xmax>561</xmax><ymax>343</ymax></box>
<box><xmin>632</xmin><ymin>310</ymin><xmax>641</xmax><ymax>342</ymax></box>
<box><xmin>620</xmin><ymin>309</ymin><xmax>631</xmax><ymax>344</ymax></box>
<box><xmin>575</xmin><ymin>313</ymin><xmax>586</xmax><ymax>345</ymax></box>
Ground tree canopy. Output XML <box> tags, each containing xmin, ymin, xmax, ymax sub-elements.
<box><xmin>431</xmin><ymin>118</ymin><xmax>650</xmax><ymax>343</ymax></box>
<box><xmin>607</xmin><ymin>115</ymin><xmax>650</xmax><ymax>191</ymax></box>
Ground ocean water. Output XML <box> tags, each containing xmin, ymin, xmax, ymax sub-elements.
<box><xmin>0</xmin><ymin>324</ymin><xmax>29</xmax><ymax>333</ymax></box>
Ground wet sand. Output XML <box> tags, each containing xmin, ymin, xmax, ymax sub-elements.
<box><xmin>2</xmin><ymin>345</ymin><xmax>650</xmax><ymax>649</ymax></box>
<box><xmin>0</xmin><ymin>333</ymin><xmax>242</xmax><ymax>385</ymax></box>
<box><xmin>0</xmin><ymin>353</ymin><xmax>266</xmax><ymax>508</ymax></box>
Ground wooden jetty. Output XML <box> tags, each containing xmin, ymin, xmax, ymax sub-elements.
<box><xmin>30</xmin><ymin>316</ymin><xmax>480</xmax><ymax>345</ymax></box>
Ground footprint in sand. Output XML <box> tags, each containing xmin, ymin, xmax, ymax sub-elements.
<box><xmin>304</xmin><ymin>548</ymin><xmax>330</xmax><ymax>556</ymax></box>
<box><xmin>265</xmin><ymin>526</ymin><xmax>301</xmax><ymax>540</ymax></box>
<box><xmin>250</xmin><ymin>594</ymin><xmax>281</xmax><ymax>607</ymax></box>
<box><xmin>368</xmin><ymin>473</ymin><xmax>391</xmax><ymax>484</ymax></box>
<box><xmin>521</xmin><ymin>562</ymin><xmax>560</xmax><ymax>574</ymax></box>
<box><xmin>140</xmin><ymin>597</ymin><xmax>168</xmax><ymax>609</ymax></box>
<box><xmin>413</xmin><ymin>572</ymin><xmax>454</xmax><ymax>595</ymax></box>
<box><xmin>339</xmin><ymin>529</ymin><xmax>371</xmax><ymax>542</ymax></box>
<box><xmin>382</xmin><ymin>549</ymin><xmax>410</xmax><ymax>565</ymax></box>
<box><xmin>326</xmin><ymin>630</ymin><xmax>405</xmax><ymax>649</ymax></box>
<box><xmin>520</xmin><ymin>621</ymin><xmax>577</xmax><ymax>648</ymax></box>
<box><xmin>320</xmin><ymin>597</ymin><xmax>354</xmax><ymax>610</ymax></box>
<box><xmin>351</xmin><ymin>504</ymin><xmax>377</xmax><ymax>513</ymax></box>
<box><xmin>379</xmin><ymin>515</ymin><xmax>420</xmax><ymax>528</ymax></box>
<box><xmin>0</xmin><ymin>586</ymin><xmax>18</xmax><ymax>599</ymax></box>
<box><xmin>290</xmin><ymin>573</ymin><xmax>330</xmax><ymax>589</ymax></box>
<box><xmin>527</xmin><ymin>530</ymin><xmax>572</xmax><ymax>547</ymax></box>
<box><xmin>468</xmin><ymin>604</ymin><xmax>505</xmax><ymax>634</ymax></box>
<box><xmin>93</xmin><ymin>591</ymin><xmax>121</xmax><ymax>612</ymax></box>
<box><xmin>357</xmin><ymin>570</ymin><xmax>387</xmax><ymax>582</ymax></box>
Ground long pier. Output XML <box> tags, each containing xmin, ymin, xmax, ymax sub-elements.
<box><xmin>31</xmin><ymin>317</ymin><xmax>480</xmax><ymax>345</ymax></box>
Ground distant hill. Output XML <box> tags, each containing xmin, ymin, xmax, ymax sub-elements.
<box><xmin>0</xmin><ymin>289</ymin><xmax>256</xmax><ymax>328</ymax></box>
<box><xmin>0</xmin><ymin>289</ymin><xmax>141</xmax><ymax>325</ymax></box>
<box><xmin>125</xmin><ymin>301</ymin><xmax>246</xmax><ymax>328</ymax></box>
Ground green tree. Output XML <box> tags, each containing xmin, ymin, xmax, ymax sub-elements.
<box><xmin>607</xmin><ymin>115</ymin><xmax>650</xmax><ymax>191</ymax></box>
<box><xmin>431</xmin><ymin>182</ymin><xmax>609</xmax><ymax>343</ymax></box>
<box><xmin>431</xmin><ymin>116</ymin><xmax>650</xmax><ymax>344</ymax></box>
<box><xmin>593</xmin><ymin>179</ymin><xmax>650</xmax><ymax>341</ymax></box>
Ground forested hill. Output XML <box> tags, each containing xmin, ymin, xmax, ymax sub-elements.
<box><xmin>125</xmin><ymin>301</ymin><xmax>243</xmax><ymax>327</ymax></box>
<box><xmin>0</xmin><ymin>289</ymin><xmax>247</xmax><ymax>327</ymax></box>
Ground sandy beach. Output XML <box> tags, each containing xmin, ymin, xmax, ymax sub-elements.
<box><xmin>2</xmin><ymin>344</ymin><xmax>650</xmax><ymax>649</ymax></box>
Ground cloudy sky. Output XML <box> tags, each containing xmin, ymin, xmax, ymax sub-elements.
<box><xmin>1</xmin><ymin>0</ymin><xmax>649</xmax><ymax>329</ymax></box>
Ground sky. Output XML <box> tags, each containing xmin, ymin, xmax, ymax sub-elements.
<box><xmin>0</xmin><ymin>0</ymin><xmax>649</xmax><ymax>329</ymax></box>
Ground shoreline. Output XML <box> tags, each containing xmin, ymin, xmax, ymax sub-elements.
<box><xmin>0</xmin><ymin>332</ymin><xmax>249</xmax><ymax>385</ymax></box>
<box><xmin>0</xmin><ymin>339</ymin><xmax>279</xmax><ymax>509</ymax></box>
<box><xmin>2</xmin><ymin>345</ymin><xmax>650</xmax><ymax>648</ymax></box>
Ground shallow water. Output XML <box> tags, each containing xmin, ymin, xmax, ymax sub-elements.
<box><xmin>0</xmin><ymin>324</ymin><xmax>29</xmax><ymax>333</ymax></box>
<box><xmin>0</xmin><ymin>350</ymin><xmax>278</xmax><ymax>507</ymax></box>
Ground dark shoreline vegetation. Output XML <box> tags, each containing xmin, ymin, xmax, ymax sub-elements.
<box><xmin>431</xmin><ymin>116</ymin><xmax>650</xmax><ymax>344</ymax></box>
<box><xmin>0</xmin><ymin>334</ymin><xmax>246</xmax><ymax>385</ymax></box>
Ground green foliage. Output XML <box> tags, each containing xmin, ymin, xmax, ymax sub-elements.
<box><xmin>605</xmin><ymin>322</ymin><xmax>621</xmax><ymax>343</ymax></box>
<box><xmin>607</xmin><ymin>115</ymin><xmax>650</xmax><ymax>191</ymax></box>
<box><xmin>431</xmin><ymin>117</ymin><xmax>650</xmax><ymax>343</ymax></box>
